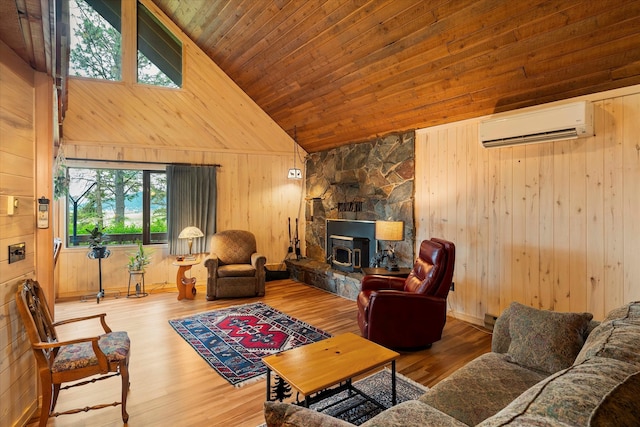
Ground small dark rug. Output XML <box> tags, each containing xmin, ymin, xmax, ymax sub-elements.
<box><xmin>309</xmin><ymin>368</ymin><xmax>428</xmax><ymax>425</ymax></box>
<box><xmin>260</xmin><ymin>369</ymin><xmax>427</xmax><ymax>426</ymax></box>
<box><xmin>169</xmin><ymin>302</ymin><xmax>331</xmax><ymax>387</ymax></box>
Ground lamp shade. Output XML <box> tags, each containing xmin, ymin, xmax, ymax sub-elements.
<box><xmin>375</xmin><ymin>221</ymin><xmax>404</xmax><ymax>241</ymax></box>
<box><xmin>178</xmin><ymin>226</ymin><xmax>204</xmax><ymax>239</ymax></box>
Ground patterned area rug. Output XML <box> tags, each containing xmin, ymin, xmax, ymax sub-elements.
<box><xmin>169</xmin><ymin>302</ymin><xmax>331</xmax><ymax>387</ymax></box>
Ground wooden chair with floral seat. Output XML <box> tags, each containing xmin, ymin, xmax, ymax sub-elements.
<box><xmin>14</xmin><ymin>279</ymin><xmax>131</xmax><ymax>426</ymax></box>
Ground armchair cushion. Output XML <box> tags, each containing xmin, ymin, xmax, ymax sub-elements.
<box><xmin>52</xmin><ymin>331</ymin><xmax>130</xmax><ymax>372</ymax></box>
<box><xmin>217</xmin><ymin>264</ymin><xmax>256</xmax><ymax>277</ymax></box>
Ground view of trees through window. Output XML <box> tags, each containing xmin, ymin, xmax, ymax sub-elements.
<box><xmin>69</xmin><ymin>0</ymin><xmax>122</xmax><ymax>81</ymax></box>
<box><xmin>69</xmin><ymin>0</ymin><xmax>181</xmax><ymax>88</ymax></box>
<box><xmin>67</xmin><ymin>168</ymin><xmax>167</xmax><ymax>246</ymax></box>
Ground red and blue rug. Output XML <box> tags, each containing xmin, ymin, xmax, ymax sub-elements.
<box><xmin>169</xmin><ymin>302</ymin><xmax>331</xmax><ymax>387</ymax></box>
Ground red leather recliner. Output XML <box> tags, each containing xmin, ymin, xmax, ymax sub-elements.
<box><xmin>357</xmin><ymin>238</ymin><xmax>456</xmax><ymax>349</ymax></box>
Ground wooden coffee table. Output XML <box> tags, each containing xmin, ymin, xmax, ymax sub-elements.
<box><xmin>263</xmin><ymin>332</ymin><xmax>400</xmax><ymax>408</ymax></box>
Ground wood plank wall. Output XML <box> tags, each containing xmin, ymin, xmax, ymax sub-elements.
<box><xmin>0</xmin><ymin>41</ymin><xmax>39</xmax><ymax>427</ymax></box>
<box><xmin>415</xmin><ymin>86</ymin><xmax>640</xmax><ymax>324</ymax></box>
<box><xmin>57</xmin><ymin>0</ymin><xmax>306</xmax><ymax>299</ymax></box>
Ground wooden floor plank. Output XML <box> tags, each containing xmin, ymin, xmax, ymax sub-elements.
<box><xmin>28</xmin><ymin>279</ymin><xmax>492</xmax><ymax>426</ymax></box>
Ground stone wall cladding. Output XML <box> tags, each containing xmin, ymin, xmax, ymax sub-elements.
<box><xmin>304</xmin><ymin>131</ymin><xmax>415</xmax><ymax>268</ymax></box>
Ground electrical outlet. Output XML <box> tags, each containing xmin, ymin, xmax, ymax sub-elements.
<box><xmin>9</xmin><ymin>242</ymin><xmax>26</xmax><ymax>263</ymax></box>
<box><xmin>450</xmin><ymin>282</ymin><xmax>455</xmax><ymax>291</ymax></box>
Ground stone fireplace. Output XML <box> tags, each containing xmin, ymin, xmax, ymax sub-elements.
<box><xmin>287</xmin><ymin>131</ymin><xmax>415</xmax><ymax>300</ymax></box>
<box><xmin>304</xmin><ymin>131</ymin><xmax>415</xmax><ymax>269</ymax></box>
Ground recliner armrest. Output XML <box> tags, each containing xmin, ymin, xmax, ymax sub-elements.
<box><xmin>204</xmin><ymin>256</ymin><xmax>219</xmax><ymax>271</ymax></box>
<box><xmin>366</xmin><ymin>291</ymin><xmax>448</xmax><ymax>347</ymax></box>
<box><xmin>361</xmin><ymin>275</ymin><xmax>405</xmax><ymax>292</ymax></box>
<box><xmin>251</xmin><ymin>252</ymin><xmax>267</xmax><ymax>268</ymax></box>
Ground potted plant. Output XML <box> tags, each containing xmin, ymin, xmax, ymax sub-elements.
<box><xmin>127</xmin><ymin>241</ymin><xmax>152</xmax><ymax>272</ymax></box>
<box><xmin>87</xmin><ymin>224</ymin><xmax>109</xmax><ymax>259</ymax></box>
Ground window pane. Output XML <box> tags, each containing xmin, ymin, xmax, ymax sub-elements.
<box><xmin>137</xmin><ymin>2</ymin><xmax>182</xmax><ymax>88</ymax></box>
<box><xmin>69</xmin><ymin>0</ymin><xmax>122</xmax><ymax>81</ymax></box>
<box><xmin>67</xmin><ymin>167</ymin><xmax>167</xmax><ymax>246</ymax></box>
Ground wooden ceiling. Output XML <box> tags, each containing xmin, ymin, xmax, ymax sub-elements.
<box><xmin>2</xmin><ymin>0</ymin><xmax>640</xmax><ymax>153</ymax></box>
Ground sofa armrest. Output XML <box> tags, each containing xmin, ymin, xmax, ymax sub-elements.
<box><xmin>264</xmin><ymin>402</ymin><xmax>354</xmax><ymax>427</ymax></box>
<box><xmin>361</xmin><ymin>275</ymin><xmax>405</xmax><ymax>292</ymax></box>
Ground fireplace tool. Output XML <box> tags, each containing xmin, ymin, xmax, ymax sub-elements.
<box><xmin>287</xmin><ymin>217</ymin><xmax>294</xmax><ymax>255</ymax></box>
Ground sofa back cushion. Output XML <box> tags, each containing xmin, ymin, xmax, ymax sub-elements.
<box><xmin>477</xmin><ymin>357</ymin><xmax>640</xmax><ymax>427</ymax></box>
<box><xmin>504</xmin><ymin>302</ymin><xmax>593</xmax><ymax>375</ymax></box>
<box><xmin>574</xmin><ymin>301</ymin><xmax>640</xmax><ymax>367</ymax></box>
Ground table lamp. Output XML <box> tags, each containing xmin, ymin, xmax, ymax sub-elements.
<box><xmin>374</xmin><ymin>220</ymin><xmax>404</xmax><ymax>270</ymax></box>
<box><xmin>178</xmin><ymin>226</ymin><xmax>204</xmax><ymax>258</ymax></box>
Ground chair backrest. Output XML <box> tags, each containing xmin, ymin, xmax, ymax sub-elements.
<box><xmin>429</xmin><ymin>238</ymin><xmax>456</xmax><ymax>298</ymax></box>
<box><xmin>403</xmin><ymin>239</ymin><xmax>447</xmax><ymax>294</ymax></box>
<box><xmin>15</xmin><ymin>280</ymin><xmax>58</xmax><ymax>351</ymax></box>
<box><xmin>210</xmin><ymin>230</ymin><xmax>257</xmax><ymax>265</ymax></box>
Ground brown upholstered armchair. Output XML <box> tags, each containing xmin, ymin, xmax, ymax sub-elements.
<box><xmin>204</xmin><ymin>230</ymin><xmax>266</xmax><ymax>300</ymax></box>
<box><xmin>357</xmin><ymin>238</ymin><xmax>455</xmax><ymax>349</ymax></box>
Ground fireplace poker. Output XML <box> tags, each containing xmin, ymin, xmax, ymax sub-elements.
<box><xmin>288</xmin><ymin>217</ymin><xmax>294</xmax><ymax>254</ymax></box>
<box><xmin>295</xmin><ymin>218</ymin><xmax>301</xmax><ymax>260</ymax></box>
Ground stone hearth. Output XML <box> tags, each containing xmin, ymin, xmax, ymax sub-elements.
<box><xmin>285</xmin><ymin>258</ymin><xmax>363</xmax><ymax>301</ymax></box>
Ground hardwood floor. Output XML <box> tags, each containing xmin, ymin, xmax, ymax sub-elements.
<box><xmin>28</xmin><ymin>279</ymin><xmax>492</xmax><ymax>426</ymax></box>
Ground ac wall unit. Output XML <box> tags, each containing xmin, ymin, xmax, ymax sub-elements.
<box><xmin>479</xmin><ymin>101</ymin><xmax>594</xmax><ymax>148</ymax></box>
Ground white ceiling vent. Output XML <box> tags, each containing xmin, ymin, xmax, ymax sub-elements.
<box><xmin>479</xmin><ymin>101</ymin><xmax>594</xmax><ymax>148</ymax></box>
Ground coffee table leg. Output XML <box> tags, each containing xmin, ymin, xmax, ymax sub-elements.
<box><xmin>266</xmin><ymin>368</ymin><xmax>272</xmax><ymax>401</ymax></box>
<box><xmin>391</xmin><ymin>360</ymin><xmax>397</xmax><ymax>405</ymax></box>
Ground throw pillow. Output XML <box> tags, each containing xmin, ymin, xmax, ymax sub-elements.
<box><xmin>506</xmin><ymin>302</ymin><xmax>593</xmax><ymax>374</ymax></box>
<box><xmin>589</xmin><ymin>371</ymin><xmax>640</xmax><ymax>427</ymax></box>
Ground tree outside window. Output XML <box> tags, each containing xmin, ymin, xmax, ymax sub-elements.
<box><xmin>69</xmin><ymin>0</ymin><xmax>181</xmax><ymax>88</ymax></box>
<box><xmin>67</xmin><ymin>168</ymin><xmax>167</xmax><ymax>246</ymax></box>
<box><xmin>69</xmin><ymin>0</ymin><xmax>122</xmax><ymax>81</ymax></box>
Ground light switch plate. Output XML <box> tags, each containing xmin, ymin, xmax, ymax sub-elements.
<box><xmin>8</xmin><ymin>196</ymin><xmax>15</xmax><ymax>215</ymax></box>
<box><xmin>9</xmin><ymin>242</ymin><xmax>25</xmax><ymax>263</ymax></box>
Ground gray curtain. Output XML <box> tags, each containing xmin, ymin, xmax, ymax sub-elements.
<box><xmin>167</xmin><ymin>165</ymin><xmax>217</xmax><ymax>255</ymax></box>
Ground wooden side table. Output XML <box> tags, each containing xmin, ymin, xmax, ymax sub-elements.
<box><xmin>173</xmin><ymin>257</ymin><xmax>201</xmax><ymax>301</ymax></box>
<box><xmin>361</xmin><ymin>267</ymin><xmax>412</xmax><ymax>278</ymax></box>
